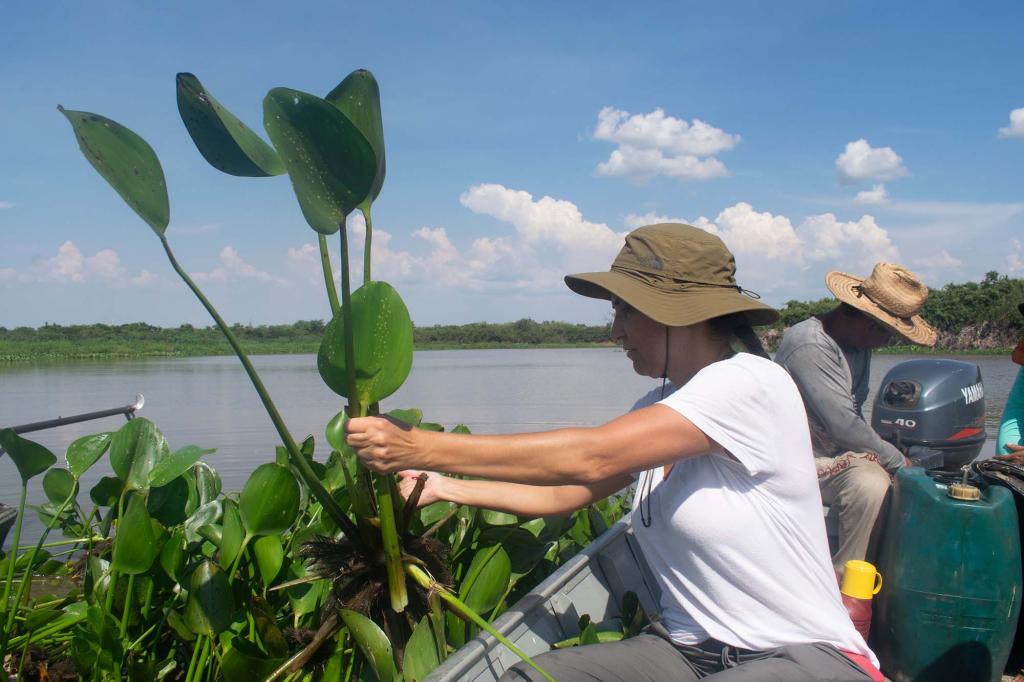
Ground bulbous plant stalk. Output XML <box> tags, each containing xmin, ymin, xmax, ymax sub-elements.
<box><xmin>158</xmin><ymin>234</ymin><xmax>362</xmax><ymax>547</ymax></box>
<box><xmin>339</xmin><ymin>218</ymin><xmax>408</xmax><ymax>612</ymax></box>
<box><xmin>405</xmin><ymin>564</ymin><xmax>555</xmax><ymax>682</ymax></box>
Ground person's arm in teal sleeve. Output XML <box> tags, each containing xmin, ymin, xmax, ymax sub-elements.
<box><xmin>997</xmin><ymin>367</ymin><xmax>1024</xmax><ymax>455</ymax></box>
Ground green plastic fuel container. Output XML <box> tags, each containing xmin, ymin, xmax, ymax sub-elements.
<box><xmin>873</xmin><ymin>467</ymin><xmax>1022</xmax><ymax>682</ymax></box>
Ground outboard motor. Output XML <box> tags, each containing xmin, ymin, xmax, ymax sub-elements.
<box><xmin>871</xmin><ymin>358</ymin><xmax>986</xmax><ymax>471</ymax></box>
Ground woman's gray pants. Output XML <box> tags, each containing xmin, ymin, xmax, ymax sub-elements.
<box><xmin>498</xmin><ymin>629</ymin><xmax>873</xmax><ymax>681</ymax></box>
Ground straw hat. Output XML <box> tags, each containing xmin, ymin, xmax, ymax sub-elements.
<box><xmin>826</xmin><ymin>263</ymin><xmax>937</xmax><ymax>347</ymax></box>
<box><xmin>564</xmin><ymin>223</ymin><xmax>778</xmax><ymax>327</ymax></box>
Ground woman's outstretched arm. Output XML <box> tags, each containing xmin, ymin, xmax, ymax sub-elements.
<box><xmin>399</xmin><ymin>470</ymin><xmax>633</xmax><ymax>516</ymax></box>
<box><xmin>346</xmin><ymin>404</ymin><xmax>721</xmax><ymax>485</ymax></box>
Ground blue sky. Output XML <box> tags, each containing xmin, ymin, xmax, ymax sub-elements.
<box><xmin>2</xmin><ymin>1</ymin><xmax>1022</xmax><ymax>328</ymax></box>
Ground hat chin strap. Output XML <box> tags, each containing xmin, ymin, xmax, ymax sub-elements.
<box><xmin>661</xmin><ymin>326</ymin><xmax>670</xmax><ymax>381</ymax></box>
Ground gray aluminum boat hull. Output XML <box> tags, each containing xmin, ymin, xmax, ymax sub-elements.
<box><xmin>427</xmin><ymin>518</ymin><xmax>660</xmax><ymax>681</ymax></box>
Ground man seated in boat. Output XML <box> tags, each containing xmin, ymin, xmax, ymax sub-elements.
<box><xmin>774</xmin><ymin>263</ymin><xmax>938</xmax><ymax>576</ymax></box>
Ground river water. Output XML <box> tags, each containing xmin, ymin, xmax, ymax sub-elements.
<box><xmin>1</xmin><ymin>349</ymin><xmax>1019</xmax><ymax>545</ymax></box>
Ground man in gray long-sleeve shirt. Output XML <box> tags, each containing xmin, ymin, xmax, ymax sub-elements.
<box><xmin>775</xmin><ymin>263</ymin><xmax>938</xmax><ymax>574</ymax></box>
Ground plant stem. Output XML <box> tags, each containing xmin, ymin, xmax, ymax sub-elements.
<box><xmin>158</xmin><ymin>235</ymin><xmax>361</xmax><ymax>548</ymax></box>
<box><xmin>119</xmin><ymin>574</ymin><xmax>135</xmax><ymax>639</ymax></box>
<box><xmin>338</xmin><ymin>218</ymin><xmax>358</xmax><ymax>406</ymax></box>
<box><xmin>0</xmin><ymin>484</ymin><xmax>28</xmax><ymax>653</ymax></box>
<box><xmin>374</xmin><ymin>470</ymin><xmax>407</xmax><ymax>612</ymax></box>
<box><xmin>185</xmin><ymin>635</ymin><xmax>204</xmax><ymax>682</ymax></box>
<box><xmin>422</xmin><ymin>506</ymin><xmax>460</xmax><ymax>539</ymax></box>
<box><xmin>194</xmin><ymin>637</ymin><xmax>211</xmax><ymax>681</ymax></box>
<box><xmin>360</xmin><ymin>205</ymin><xmax>373</xmax><ymax>284</ymax></box>
<box><xmin>318</xmin><ymin>234</ymin><xmax>340</xmax><ymax>316</ymax></box>
<box><xmin>226</xmin><ymin>535</ymin><xmax>251</xmax><ymax>585</ymax></box>
<box><xmin>265</xmin><ymin>612</ymin><xmax>339</xmax><ymax>681</ymax></box>
<box><xmin>4</xmin><ymin>486</ymin><xmax>78</xmax><ymax>637</ymax></box>
<box><xmin>18</xmin><ymin>634</ymin><xmax>31</xmax><ymax>679</ymax></box>
<box><xmin>104</xmin><ymin>568</ymin><xmax>118</xmax><ymax>612</ymax></box>
<box><xmin>405</xmin><ymin>564</ymin><xmax>555</xmax><ymax>682</ymax></box>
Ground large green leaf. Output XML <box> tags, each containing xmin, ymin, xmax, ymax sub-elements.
<box><xmin>219</xmin><ymin>499</ymin><xmax>244</xmax><ymax>570</ymax></box>
<box><xmin>190</xmin><ymin>461</ymin><xmax>222</xmax><ymax>506</ymax></box>
<box><xmin>340</xmin><ymin>609</ymin><xmax>398</xmax><ymax>682</ymax></box>
<box><xmin>176</xmin><ymin>72</ymin><xmax>285</xmax><ymax>177</ymax></box>
<box><xmin>89</xmin><ymin>476</ymin><xmax>122</xmax><ymax>507</ymax></box>
<box><xmin>480</xmin><ymin>527</ymin><xmax>549</xmax><ymax>582</ymax></box>
<box><xmin>42</xmin><ymin>467</ymin><xmax>77</xmax><ymax>504</ymax></box>
<box><xmin>185</xmin><ymin>560</ymin><xmax>234</xmax><ymax>636</ymax></box>
<box><xmin>160</xmin><ymin>527</ymin><xmax>186</xmax><ymax>584</ymax></box>
<box><xmin>481</xmin><ymin>509</ymin><xmax>518</xmax><ymax>526</ymax></box>
<box><xmin>58</xmin><ymin>107</ymin><xmax>169</xmax><ymax>235</ymax></box>
<box><xmin>318</xmin><ymin>281</ymin><xmax>414</xmax><ymax>403</ymax></box>
<box><xmin>286</xmin><ymin>563</ymin><xmax>326</xmax><ymax>623</ymax></box>
<box><xmin>111</xmin><ymin>494</ymin><xmax>160</xmax><ymax>575</ymax></box>
<box><xmin>324</xmin><ymin>410</ymin><xmax>348</xmax><ymax>452</ymax></box>
<box><xmin>221</xmin><ymin>635</ymin><xmax>284</xmax><ymax>681</ymax></box>
<box><xmin>66</xmin><ymin>432</ymin><xmax>112</xmax><ymax>478</ymax></box>
<box><xmin>325</xmin><ymin>69</ymin><xmax>385</xmax><ymax>206</ymax></box>
<box><xmin>184</xmin><ymin>500</ymin><xmax>222</xmax><ymax>544</ymax></box>
<box><xmin>0</xmin><ymin>428</ymin><xmax>57</xmax><ymax>483</ymax></box>
<box><xmin>458</xmin><ymin>544</ymin><xmax>511</xmax><ymax>616</ymax></box>
<box><xmin>263</xmin><ymin>87</ymin><xmax>377</xmax><ymax>234</ymax></box>
<box><xmin>109</xmin><ymin>418</ymin><xmax>169</xmax><ymax>492</ymax></box>
<box><xmin>403</xmin><ymin>616</ymin><xmax>440</xmax><ymax>682</ymax></box>
<box><xmin>148</xmin><ymin>445</ymin><xmax>215</xmax><ymax>488</ymax></box>
<box><xmin>148</xmin><ymin>475</ymin><xmax>191</xmax><ymax>526</ymax></box>
<box><xmin>386</xmin><ymin>408</ymin><xmax>422</xmax><ymax>427</ymax></box>
<box><xmin>252</xmin><ymin>535</ymin><xmax>285</xmax><ymax>585</ymax></box>
<box><xmin>239</xmin><ymin>463</ymin><xmax>299</xmax><ymax>536</ymax></box>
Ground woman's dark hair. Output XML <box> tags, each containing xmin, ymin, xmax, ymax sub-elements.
<box><xmin>709</xmin><ymin>312</ymin><xmax>770</xmax><ymax>359</ymax></box>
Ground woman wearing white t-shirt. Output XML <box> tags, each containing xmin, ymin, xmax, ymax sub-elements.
<box><xmin>346</xmin><ymin>223</ymin><xmax>881</xmax><ymax>681</ymax></box>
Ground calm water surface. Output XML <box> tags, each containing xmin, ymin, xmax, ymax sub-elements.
<box><xmin>1</xmin><ymin>349</ymin><xmax>1019</xmax><ymax>544</ymax></box>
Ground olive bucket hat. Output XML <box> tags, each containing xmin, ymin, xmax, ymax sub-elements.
<box><xmin>564</xmin><ymin>223</ymin><xmax>778</xmax><ymax>327</ymax></box>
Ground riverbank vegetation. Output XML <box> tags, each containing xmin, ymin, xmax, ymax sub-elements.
<box><xmin>3</xmin><ymin>273</ymin><xmax>1021</xmax><ymax>362</ymax></box>
<box><xmin>0</xmin><ymin>319</ymin><xmax>615</xmax><ymax>361</ymax></box>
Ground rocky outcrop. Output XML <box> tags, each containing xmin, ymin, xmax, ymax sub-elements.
<box><xmin>936</xmin><ymin>322</ymin><xmax>1021</xmax><ymax>351</ymax></box>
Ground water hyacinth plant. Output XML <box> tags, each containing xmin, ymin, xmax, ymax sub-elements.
<box><xmin>0</xmin><ymin>69</ymin><xmax>631</xmax><ymax>680</ymax></box>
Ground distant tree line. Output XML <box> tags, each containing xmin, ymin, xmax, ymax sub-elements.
<box><xmin>2</xmin><ymin>273</ymin><xmax>1020</xmax><ymax>360</ymax></box>
<box><xmin>414</xmin><ymin>319</ymin><xmax>612</xmax><ymax>346</ymax></box>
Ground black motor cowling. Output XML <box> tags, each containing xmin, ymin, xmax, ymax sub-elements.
<box><xmin>871</xmin><ymin>359</ymin><xmax>986</xmax><ymax>471</ymax></box>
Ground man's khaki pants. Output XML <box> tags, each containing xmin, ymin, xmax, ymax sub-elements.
<box><xmin>817</xmin><ymin>452</ymin><xmax>892</xmax><ymax>576</ymax></box>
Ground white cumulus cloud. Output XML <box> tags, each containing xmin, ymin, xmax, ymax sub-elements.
<box><xmin>693</xmin><ymin>204</ymin><xmax>899</xmax><ymax>272</ymax></box>
<box><xmin>624</xmin><ymin>211</ymin><xmax>695</xmax><ymax>230</ymax></box>
<box><xmin>459</xmin><ymin>183</ymin><xmax>625</xmax><ymax>265</ymax></box>
<box><xmin>194</xmin><ymin>246</ymin><xmax>286</xmax><ymax>285</ymax></box>
<box><xmin>999</xmin><ymin>108</ymin><xmax>1024</xmax><ymax>138</ymax></box>
<box><xmin>855</xmin><ymin>184</ymin><xmax>889</xmax><ymax>205</ymax></box>
<box><xmin>798</xmin><ymin>213</ymin><xmax>899</xmax><ymax>264</ymax></box>
<box><xmin>836</xmin><ymin>139</ymin><xmax>908</xmax><ymax>183</ymax></box>
<box><xmin>593</xmin><ymin>107</ymin><xmax>738</xmax><ymax>182</ymax></box>
<box><xmin>1008</xmin><ymin>240</ymin><xmax>1024</xmax><ymax>274</ymax></box>
<box><xmin>913</xmin><ymin>250</ymin><xmax>963</xmax><ymax>270</ymax></box>
<box><xmin>0</xmin><ymin>241</ymin><xmax>161</xmax><ymax>287</ymax></box>
<box><xmin>712</xmin><ymin>203</ymin><xmax>802</xmax><ymax>260</ymax></box>
<box><xmin>0</xmin><ymin>201</ymin><xmax>13</xmax><ymax>209</ymax></box>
